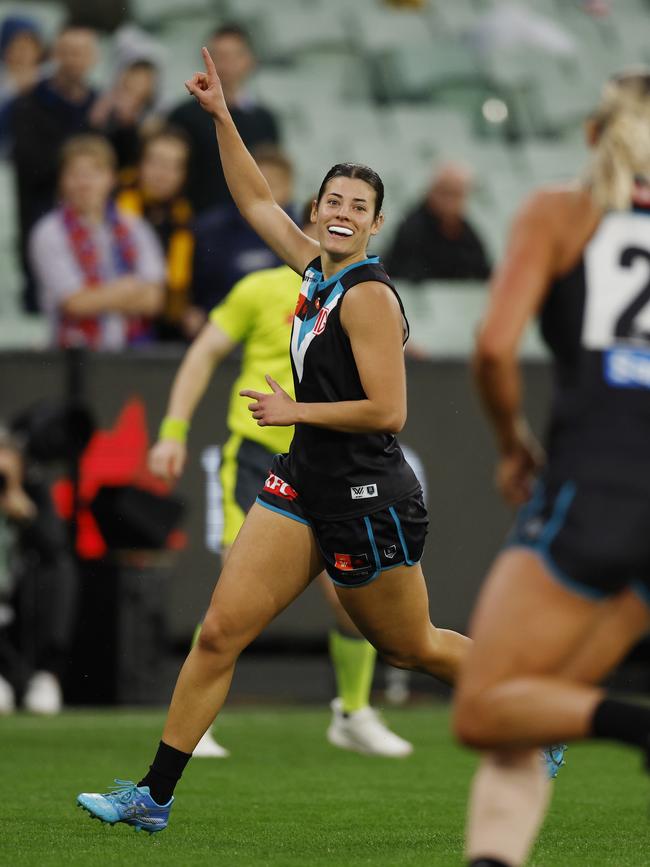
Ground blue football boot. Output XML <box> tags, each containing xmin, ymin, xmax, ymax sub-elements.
<box><xmin>77</xmin><ymin>779</ymin><xmax>172</xmax><ymax>833</ymax></box>
<box><xmin>542</xmin><ymin>744</ymin><xmax>567</xmax><ymax>779</ymax></box>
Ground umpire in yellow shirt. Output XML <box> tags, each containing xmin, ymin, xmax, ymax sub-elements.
<box><xmin>149</xmin><ymin>207</ymin><xmax>412</xmax><ymax>759</ymax></box>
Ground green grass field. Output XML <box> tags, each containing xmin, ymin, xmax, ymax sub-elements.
<box><xmin>1</xmin><ymin>705</ymin><xmax>648</xmax><ymax>866</ymax></box>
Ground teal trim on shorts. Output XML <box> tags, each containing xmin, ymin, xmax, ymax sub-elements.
<box><xmin>255</xmin><ymin>496</ymin><xmax>311</xmax><ymax>526</ymax></box>
<box><xmin>389</xmin><ymin>505</ymin><xmax>415</xmax><ymax>566</ymax></box>
<box><xmin>539</xmin><ymin>481</ymin><xmax>576</xmax><ymax>549</ymax></box>
<box><xmin>630</xmin><ymin>581</ymin><xmax>650</xmax><ymax>608</ymax></box>
<box><xmin>505</xmin><ymin>480</ymin><xmax>605</xmax><ymax>602</ymax></box>
<box><xmin>329</xmin><ymin>558</ymin><xmax>421</xmax><ymax>589</ymax></box>
<box><xmin>328</xmin><ymin>515</ymin><xmax>382</xmax><ymax>588</ymax></box>
<box><xmin>506</xmin><ymin>543</ymin><xmax>607</xmax><ymax>602</ymax></box>
<box><xmin>363</xmin><ymin>515</ymin><xmax>382</xmax><ymax>580</ymax></box>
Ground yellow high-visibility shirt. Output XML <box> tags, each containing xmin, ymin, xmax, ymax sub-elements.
<box><xmin>210</xmin><ymin>264</ymin><xmax>300</xmax><ymax>455</ymax></box>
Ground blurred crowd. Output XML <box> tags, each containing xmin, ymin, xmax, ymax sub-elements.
<box><xmin>0</xmin><ymin>15</ymin><xmax>490</xmax><ymax>351</ymax></box>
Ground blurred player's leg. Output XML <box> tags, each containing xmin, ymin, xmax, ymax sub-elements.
<box><xmin>466</xmin><ymin>750</ymin><xmax>550</xmax><ymax>867</ymax></box>
<box><xmin>456</xmin><ymin>549</ymin><xmax>650</xmax><ymax>867</ymax></box>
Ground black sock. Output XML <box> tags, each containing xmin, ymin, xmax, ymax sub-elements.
<box><xmin>591</xmin><ymin>697</ymin><xmax>650</xmax><ymax>752</ymax></box>
<box><xmin>138</xmin><ymin>740</ymin><xmax>192</xmax><ymax>805</ymax></box>
<box><xmin>468</xmin><ymin>860</ymin><xmax>511</xmax><ymax>867</ymax></box>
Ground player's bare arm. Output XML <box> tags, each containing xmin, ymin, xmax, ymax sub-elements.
<box><xmin>185</xmin><ymin>48</ymin><xmax>318</xmax><ymax>276</ymax></box>
<box><xmin>472</xmin><ymin>191</ymin><xmax>560</xmax><ymax>504</ymax></box>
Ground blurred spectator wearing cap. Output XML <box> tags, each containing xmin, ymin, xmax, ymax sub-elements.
<box><xmin>168</xmin><ymin>24</ymin><xmax>279</xmax><ymax>214</ymax></box>
<box><xmin>0</xmin><ymin>16</ymin><xmax>45</xmax><ymax>153</ymax></box>
<box><xmin>189</xmin><ymin>145</ymin><xmax>295</xmax><ymax>332</ymax></box>
<box><xmin>117</xmin><ymin>127</ymin><xmax>195</xmax><ymax>342</ymax></box>
<box><xmin>90</xmin><ymin>25</ymin><xmax>163</xmax><ymax>175</ymax></box>
<box><xmin>29</xmin><ymin>134</ymin><xmax>165</xmax><ymax>351</ymax></box>
<box><xmin>384</xmin><ymin>161</ymin><xmax>491</xmax><ymax>283</ymax></box>
<box><xmin>11</xmin><ymin>24</ymin><xmax>99</xmax><ymax>313</ymax></box>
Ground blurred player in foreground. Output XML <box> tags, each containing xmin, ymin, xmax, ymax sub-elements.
<box><xmin>454</xmin><ymin>70</ymin><xmax>650</xmax><ymax>867</ymax></box>
<box><xmin>148</xmin><ymin>204</ymin><xmax>412</xmax><ymax>760</ymax></box>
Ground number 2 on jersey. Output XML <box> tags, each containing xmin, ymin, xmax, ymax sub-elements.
<box><xmin>583</xmin><ymin>213</ymin><xmax>650</xmax><ymax>350</ymax></box>
<box><xmin>614</xmin><ymin>247</ymin><xmax>650</xmax><ymax>341</ymax></box>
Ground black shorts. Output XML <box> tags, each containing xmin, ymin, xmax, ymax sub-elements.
<box><xmin>508</xmin><ymin>471</ymin><xmax>650</xmax><ymax>605</ymax></box>
<box><xmin>220</xmin><ymin>436</ymin><xmax>275</xmax><ymax>547</ymax></box>
<box><xmin>256</xmin><ymin>455</ymin><xmax>429</xmax><ymax>587</ymax></box>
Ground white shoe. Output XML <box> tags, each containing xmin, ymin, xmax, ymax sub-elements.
<box><xmin>0</xmin><ymin>674</ymin><xmax>15</xmax><ymax>714</ymax></box>
<box><xmin>23</xmin><ymin>671</ymin><xmax>62</xmax><ymax>715</ymax></box>
<box><xmin>327</xmin><ymin>697</ymin><xmax>413</xmax><ymax>757</ymax></box>
<box><xmin>193</xmin><ymin>728</ymin><xmax>230</xmax><ymax>758</ymax></box>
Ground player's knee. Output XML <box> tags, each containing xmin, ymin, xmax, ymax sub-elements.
<box><xmin>197</xmin><ymin>610</ymin><xmax>247</xmax><ymax>660</ymax></box>
<box><xmin>452</xmin><ymin>690</ymin><xmax>495</xmax><ymax>748</ymax></box>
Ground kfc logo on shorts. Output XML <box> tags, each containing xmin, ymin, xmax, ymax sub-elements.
<box><xmin>264</xmin><ymin>472</ymin><xmax>298</xmax><ymax>501</ymax></box>
<box><xmin>350</xmin><ymin>483</ymin><xmax>378</xmax><ymax>500</ymax></box>
<box><xmin>334</xmin><ymin>553</ymin><xmax>370</xmax><ymax>572</ymax></box>
<box><xmin>313</xmin><ymin>307</ymin><xmax>329</xmax><ymax>336</ymax></box>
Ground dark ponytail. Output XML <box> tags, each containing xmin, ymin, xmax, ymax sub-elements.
<box><xmin>317</xmin><ymin>163</ymin><xmax>384</xmax><ymax>216</ymax></box>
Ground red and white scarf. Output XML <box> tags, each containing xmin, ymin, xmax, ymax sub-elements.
<box><xmin>58</xmin><ymin>203</ymin><xmax>151</xmax><ymax>349</ymax></box>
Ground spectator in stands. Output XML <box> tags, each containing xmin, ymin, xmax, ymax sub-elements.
<box><xmin>168</xmin><ymin>24</ymin><xmax>279</xmax><ymax>213</ymax></box>
<box><xmin>29</xmin><ymin>134</ymin><xmax>165</xmax><ymax>350</ymax></box>
<box><xmin>90</xmin><ymin>25</ymin><xmax>163</xmax><ymax>174</ymax></box>
<box><xmin>384</xmin><ymin>161</ymin><xmax>491</xmax><ymax>282</ymax></box>
<box><xmin>190</xmin><ymin>145</ymin><xmax>294</xmax><ymax>325</ymax></box>
<box><xmin>11</xmin><ymin>24</ymin><xmax>99</xmax><ymax>313</ymax></box>
<box><xmin>117</xmin><ymin>127</ymin><xmax>194</xmax><ymax>342</ymax></box>
<box><xmin>0</xmin><ymin>16</ymin><xmax>45</xmax><ymax>154</ymax></box>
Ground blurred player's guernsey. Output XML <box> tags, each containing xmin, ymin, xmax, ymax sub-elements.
<box><xmin>210</xmin><ymin>265</ymin><xmax>298</xmax><ymax>454</ymax></box>
<box><xmin>540</xmin><ymin>203</ymin><xmax>650</xmax><ymax>480</ymax></box>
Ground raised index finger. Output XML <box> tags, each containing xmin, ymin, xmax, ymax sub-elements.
<box><xmin>201</xmin><ymin>46</ymin><xmax>218</xmax><ymax>80</ymax></box>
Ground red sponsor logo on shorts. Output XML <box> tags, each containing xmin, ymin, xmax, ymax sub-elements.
<box><xmin>334</xmin><ymin>553</ymin><xmax>353</xmax><ymax>571</ymax></box>
<box><xmin>334</xmin><ymin>553</ymin><xmax>369</xmax><ymax>572</ymax></box>
<box><xmin>264</xmin><ymin>472</ymin><xmax>298</xmax><ymax>501</ymax></box>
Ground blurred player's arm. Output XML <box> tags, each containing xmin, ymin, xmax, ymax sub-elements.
<box><xmin>150</xmin><ymin>322</ymin><xmax>237</xmax><ymax>482</ymax></box>
<box><xmin>472</xmin><ymin>191</ymin><xmax>558</xmax><ymax>505</ymax></box>
<box><xmin>241</xmin><ymin>282</ymin><xmax>407</xmax><ymax>434</ymax></box>
<box><xmin>184</xmin><ymin>47</ymin><xmax>318</xmax><ymax>275</ymax></box>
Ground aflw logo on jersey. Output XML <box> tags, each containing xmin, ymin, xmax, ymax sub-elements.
<box><xmin>350</xmin><ymin>483</ymin><xmax>378</xmax><ymax>500</ymax></box>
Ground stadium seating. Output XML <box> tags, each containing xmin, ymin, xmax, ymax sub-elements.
<box><xmin>399</xmin><ymin>281</ymin><xmax>547</xmax><ymax>358</ymax></box>
<box><xmin>2</xmin><ymin>0</ymin><xmax>650</xmax><ymax>346</ymax></box>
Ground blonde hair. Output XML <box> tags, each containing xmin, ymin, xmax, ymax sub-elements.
<box><xmin>585</xmin><ymin>69</ymin><xmax>650</xmax><ymax>210</ymax></box>
<box><xmin>59</xmin><ymin>134</ymin><xmax>117</xmax><ymax>174</ymax></box>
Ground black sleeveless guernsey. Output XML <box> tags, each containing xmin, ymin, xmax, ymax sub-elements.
<box><xmin>287</xmin><ymin>255</ymin><xmax>420</xmax><ymax>520</ymax></box>
<box><xmin>540</xmin><ymin>205</ymin><xmax>650</xmax><ymax>486</ymax></box>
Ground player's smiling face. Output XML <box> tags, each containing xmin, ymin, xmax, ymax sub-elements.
<box><xmin>314</xmin><ymin>177</ymin><xmax>384</xmax><ymax>260</ymax></box>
